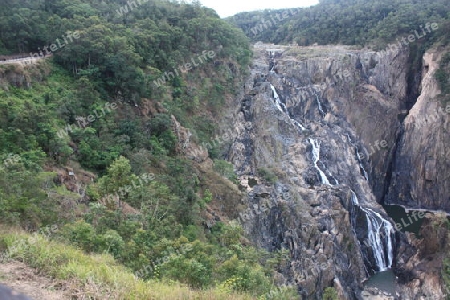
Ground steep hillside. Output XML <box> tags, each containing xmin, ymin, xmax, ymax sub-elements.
<box><xmin>0</xmin><ymin>1</ymin><xmax>299</xmax><ymax>299</ymax></box>
<box><xmin>1</xmin><ymin>0</ymin><xmax>450</xmax><ymax>299</ymax></box>
<box><xmin>227</xmin><ymin>0</ymin><xmax>449</xmax><ymax>47</ymax></box>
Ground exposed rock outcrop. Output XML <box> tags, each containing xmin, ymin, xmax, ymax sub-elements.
<box><xmin>395</xmin><ymin>213</ymin><xmax>449</xmax><ymax>299</ymax></box>
<box><xmin>223</xmin><ymin>44</ymin><xmax>408</xmax><ymax>299</ymax></box>
<box><xmin>385</xmin><ymin>47</ymin><xmax>450</xmax><ymax>211</ymax></box>
<box><xmin>222</xmin><ymin>44</ymin><xmax>448</xmax><ymax>299</ymax></box>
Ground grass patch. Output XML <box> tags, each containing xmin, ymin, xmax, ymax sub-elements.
<box><xmin>0</xmin><ymin>228</ymin><xmax>255</xmax><ymax>300</ymax></box>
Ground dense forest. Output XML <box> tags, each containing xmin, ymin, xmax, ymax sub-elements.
<box><xmin>1</xmin><ymin>0</ymin><xmax>450</xmax><ymax>298</ymax></box>
<box><xmin>227</xmin><ymin>0</ymin><xmax>450</xmax><ymax>48</ymax></box>
<box><xmin>0</xmin><ymin>0</ymin><xmax>302</xmax><ymax>298</ymax></box>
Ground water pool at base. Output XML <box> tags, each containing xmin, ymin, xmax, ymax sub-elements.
<box><xmin>364</xmin><ymin>269</ymin><xmax>396</xmax><ymax>295</ymax></box>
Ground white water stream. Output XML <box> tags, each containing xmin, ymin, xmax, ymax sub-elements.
<box><xmin>266</xmin><ymin>58</ymin><xmax>393</xmax><ymax>274</ymax></box>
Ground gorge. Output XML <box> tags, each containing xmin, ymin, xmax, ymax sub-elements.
<box><xmin>221</xmin><ymin>43</ymin><xmax>449</xmax><ymax>299</ymax></box>
<box><xmin>0</xmin><ymin>1</ymin><xmax>449</xmax><ymax>299</ymax></box>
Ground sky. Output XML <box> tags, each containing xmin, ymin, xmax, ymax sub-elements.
<box><xmin>192</xmin><ymin>0</ymin><xmax>320</xmax><ymax>18</ymax></box>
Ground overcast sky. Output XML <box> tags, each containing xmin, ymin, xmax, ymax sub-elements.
<box><xmin>192</xmin><ymin>0</ymin><xmax>320</xmax><ymax>18</ymax></box>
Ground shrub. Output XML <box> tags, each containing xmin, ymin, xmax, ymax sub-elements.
<box><xmin>323</xmin><ymin>287</ymin><xmax>338</xmax><ymax>300</ymax></box>
<box><xmin>257</xmin><ymin>168</ymin><xmax>278</xmax><ymax>184</ymax></box>
<box><xmin>61</xmin><ymin>220</ymin><xmax>97</xmax><ymax>253</ymax></box>
<box><xmin>214</xmin><ymin>159</ymin><xmax>238</xmax><ymax>183</ymax></box>
<box><xmin>94</xmin><ymin>229</ymin><xmax>125</xmax><ymax>258</ymax></box>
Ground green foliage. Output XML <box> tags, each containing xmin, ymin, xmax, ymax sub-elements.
<box><xmin>97</xmin><ymin>156</ymin><xmax>137</xmax><ymax>197</ymax></box>
<box><xmin>443</xmin><ymin>258</ymin><xmax>450</xmax><ymax>296</ymax></box>
<box><xmin>436</xmin><ymin>52</ymin><xmax>450</xmax><ymax>97</ymax></box>
<box><xmin>61</xmin><ymin>220</ymin><xmax>125</xmax><ymax>258</ymax></box>
<box><xmin>258</xmin><ymin>285</ymin><xmax>299</xmax><ymax>300</ymax></box>
<box><xmin>0</xmin><ymin>231</ymin><xmax>258</xmax><ymax>299</ymax></box>
<box><xmin>257</xmin><ymin>168</ymin><xmax>278</xmax><ymax>184</ymax></box>
<box><xmin>218</xmin><ymin>255</ymin><xmax>271</xmax><ymax>294</ymax></box>
<box><xmin>160</xmin><ymin>255</ymin><xmax>212</xmax><ymax>288</ymax></box>
<box><xmin>61</xmin><ymin>220</ymin><xmax>97</xmax><ymax>252</ymax></box>
<box><xmin>0</xmin><ymin>160</ymin><xmax>57</xmax><ymax>229</ymax></box>
<box><xmin>0</xmin><ymin>0</ymin><xmax>251</xmax><ymax>101</ymax></box>
<box><xmin>199</xmin><ymin>189</ymin><xmax>213</xmax><ymax>208</ymax></box>
<box><xmin>227</xmin><ymin>0</ymin><xmax>449</xmax><ymax>47</ymax></box>
<box><xmin>218</xmin><ymin>221</ymin><xmax>244</xmax><ymax>247</ymax></box>
<box><xmin>214</xmin><ymin>159</ymin><xmax>238</xmax><ymax>183</ymax></box>
<box><xmin>93</xmin><ymin>229</ymin><xmax>125</xmax><ymax>258</ymax></box>
<box><xmin>148</xmin><ymin>114</ymin><xmax>178</xmax><ymax>155</ymax></box>
<box><xmin>0</xmin><ymin>0</ymin><xmax>294</xmax><ymax>298</ymax></box>
<box><xmin>323</xmin><ymin>287</ymin><xmax>339</xmax><ymax>300</ymax></box>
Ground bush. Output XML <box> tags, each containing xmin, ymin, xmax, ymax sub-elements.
<box><xmin>323</xmin><ymin>287</ymin><xmax>338</xmax><ymax>300</ymax></box>
<box><xmin>95</xmin><ymin>229</ymin><xmax>125</xmax><ymax>258</ymax></box>
<box><xmin>0</xmin><ymin>230</ymin><xmax>255</xmax><ymax>299</ymax></box>
<box><xmin>61</xmin><ymin>220</ymin><xmax>96</xmax><ymax>252</ymax></box>
<box><xmin>218</xmin><ymin>255</ymin><xmax>271</xmax><ymax>295</ymax></box>
<box><xmin>257</xmin><ymin>168</ymin><xmax>278</xmax><ymax>184</ymax></box>
<box><xmin>214</xmin><ymin>159</ymin><xmax>238</xmax><ymax>183</ymax></box>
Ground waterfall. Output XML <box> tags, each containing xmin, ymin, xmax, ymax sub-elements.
<box><xmin>266</xmin><ymin>55</ymin><xmax>393</xmax><ymax>275</ymax></box>
<box><xmin>356</xmin><ymin>148</ymin><xmax>369</xmax><ymax>180</ymax></box>
<box><xmin>350</xmin><ymin>191</ymin><xmax>394</xmax><ymax>272</ymax></box>
<box><xmin>313</xmin><ymin>90</ymin><xmax>325</xmax><ymax>116</ymax></box>
<box><xmin>326</xmin><ymin>169</ymin><xmax>339</xmax><ymax>185</ymax></box>
<box><xmin>346</xmin><ymin>134</ymin><xmax>369</xmax><ymax>180</ymax></box>
<box><xmin>292</xmin><ymin>120</ymin><xmax>306</xmax><ymax>131</ymax></box>
<box><xmin>308</xmin><ymin>138</ymin><xmax>331</xmax><ymax>185</ymax></box>
<box><xmin>308</xmin><ymin>134</ymin><xmax>393</xmax><ymax>272</ymax></box>
<box><xmin>270</xmin><ymin>84</ymin><xmax>287</xmax><ymax>113</ymax></box>
<box><xmin>269</xmin><ymin>84</ymin><xmax>306</xmax><ymax>132</ymax></box>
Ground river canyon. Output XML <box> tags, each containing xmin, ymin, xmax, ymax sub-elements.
<box><xmin>214</xmin><ymin>43</ymin><xmax>450</xmax><ymax>299</ymax></box>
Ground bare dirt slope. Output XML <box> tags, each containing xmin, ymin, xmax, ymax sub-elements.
<box><xmin>0</xmin><ymin>261</ymin><xmax>69</xmax><ymax>300</ymax></box>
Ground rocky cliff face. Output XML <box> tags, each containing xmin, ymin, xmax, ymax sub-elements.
<box><xmin>219</xmin><ymin>44</ymin><xmax>448</xmax><ymax>299</ymax></box>
<box><xmin>395</xmin><ymin>213</ymin><xmax>449</xmax><ymax>300</ymax></box>
<box><xmin>385</xmin><ymin>48</ymin><xmax>450</xmax><ymax>211</ymax></box>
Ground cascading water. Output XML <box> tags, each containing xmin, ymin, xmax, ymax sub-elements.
<box><xmin>356</xmin><ymin>148</ymin><xmax>369</xmax><ymax>180</ymax></box>
<box><xmin>269</xmin><ymin>84</ymin><xmax>306</xmax><ymax>132</ymax></box>
<box><xmin>346</xmin><ymin>134</ymin><xmax>369</xmax><ymax>180</ymax></box>
<box><xmin>350</xmin><ymin>191</ymin><xmax>394</xmax><ymax>272</ymax></box>
<box><xmin>292</xmin><ymin>120</ymin><xmax>306</xmax><ymax>131</ymax></box>
<box><xmin>266</xmin><ymin>50</ymin><xmax>393</xmax><ymax>275</ymax></box>
<box><xmin>270</xmin><ymin>84</ymin><xmax>287</xmax><ymax>113</ymax></box>
<box><xmin>307</xmin><ymin>136</ymin><xmax>393</xmax><ymax>273</ymax></box>
<box><xmin>308</xmin><ymin>138</ymin><xmax>331</xmax><ymax>185</ymax></box>
<box><xmin>313</xmin><ymin>90</ymin><xmax>326</xmax><ymax>117</ymax></box>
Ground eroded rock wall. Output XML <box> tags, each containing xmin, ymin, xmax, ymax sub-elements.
<box><xmin>385</xmin><ymin>48</ymin><xmax>450</xmax><ymax>211</ymax></box>
<box><xmin>219</xmin><ymin>43</ymin><xmax>449</xmax><ymax>299</ymax></box>
<box><xmin>223</xmin><ymin>44</ymin><xmax>410</xmax><ymax>299</ymax></box>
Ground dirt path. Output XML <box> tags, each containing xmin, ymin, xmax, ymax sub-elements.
<box><xmin>0</xmin><ymin>261</ymin><xmax>70</xmax><ymax>300</ymax></box>
<box><xmin>0</xmin><ymin>56</ymin><xmax>46</xmax><ymax>65</ymax></box>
